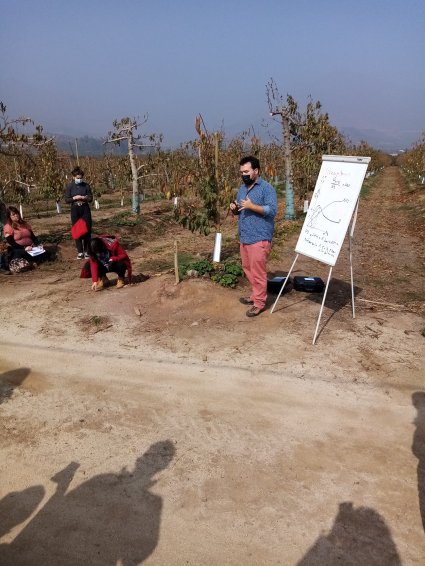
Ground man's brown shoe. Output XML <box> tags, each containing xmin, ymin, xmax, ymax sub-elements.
<box><xmin>239</xmin><ymin>297</ymin><xmax>254</xmax><ymax>305</ymax></box>
<box><xmin>246</xmin><ymin>306</ymin><xmax>265</xmax><ymax>317</ymax></box>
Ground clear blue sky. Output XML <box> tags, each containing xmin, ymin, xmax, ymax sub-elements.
<box><xmin>1</xmin><ymin>0</ymin><xmax>424</xmax><ymax>147</ymax></box>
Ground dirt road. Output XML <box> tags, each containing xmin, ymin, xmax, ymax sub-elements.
<box><xmin>0</xmin><ymin>166</ymin><xmax>424</xmax><ymax>564</ymax></box>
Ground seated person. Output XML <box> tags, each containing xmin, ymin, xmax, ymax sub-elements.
<box><xmin>80</xmin><ymin>235</ymin><xmax>132</xmax><ymax>291</ymax></box>
<box><xmin>3</xmin><ymin>206</ymin><xmax>51</xmax><ymax>264</ymax></box>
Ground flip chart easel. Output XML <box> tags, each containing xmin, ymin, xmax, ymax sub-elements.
<box><xmin>271</xmin><ymin>155</ymin><xmax>370</xmax><ymax>344</ymax></box>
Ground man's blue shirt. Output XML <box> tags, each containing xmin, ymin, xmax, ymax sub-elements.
<box><xmin>236</xmin><ymin>177</ymin><xmax>277</xmax><ymax>244</ymax></box>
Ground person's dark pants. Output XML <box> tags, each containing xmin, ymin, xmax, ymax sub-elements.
<box><xmin>71</xmin><ymin>204</ymin><xmax>92</xmax><ymax>254</ymax></box>
<box><xmin>11</xmin><ymin>248</ymin><xmax>51</xmax><ymax>263</ymax></box>
<box><xmin>0</xmin><ymin>253</ymin><xmax>9</xmax><ymax>271</ymax></box>
<box><xmin>89</xmin><ymin>260</ymin><xmax>127</xmax><ymax>279</ymax></box>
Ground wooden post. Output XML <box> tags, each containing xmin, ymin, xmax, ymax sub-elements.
<box><xmin>214</xmin><ymin>132</ymin><xmax>219</xmax><ymax>187</ymax></box>
<box><xmin>174</xmin><ymin>240</ymin><xmax>179</xmax><ymax>285</ymax></box>
<box><xmin>75</xmin><ymin>139</ymin><xmax>80</xmax><ymax>166</ymax></box>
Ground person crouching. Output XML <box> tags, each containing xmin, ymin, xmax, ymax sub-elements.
<box><xmin>81</xmin><ymin>235</ymin><xmax>132</xmax><ymax>291</ymax></box>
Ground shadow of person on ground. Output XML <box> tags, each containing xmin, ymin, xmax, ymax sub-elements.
<box><xmin>0</xmin><ymin>367</ymin><xmax>31</xmax><ymax>405</ymax></box>
<box><xmin>297</xmin><ymin>501</ymin><xmax>401</xmax><ymax>565</ymax></box>
<box><xmin>0</xmin><ymin>485</ymin><xmax>45</xmax><ymax>539</ymax></box>
<box><xmin>412</xmin><ymin>392</ymin><xmax>425</xmax><ymax>532</ymax></box>
<box><xmin>0</xmin><ymin>440</ymin><xmax>175</xmax><ymax>566</ymax></box>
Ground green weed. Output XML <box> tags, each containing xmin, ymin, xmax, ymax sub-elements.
<box><xmin>181</xmin><ymin>258</ymin><xmax>243</xmax><ymax>288</ymax></box>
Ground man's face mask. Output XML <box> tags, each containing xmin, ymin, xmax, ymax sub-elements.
<box><xmin>75</xmin><ymin>178</ymin><xmax>83</xmax><ymax>184</ymax></box>
<box><xmin>242</xmin><ymin>174</ymin><xmax>252</xmax><ymax>185</ymax></box>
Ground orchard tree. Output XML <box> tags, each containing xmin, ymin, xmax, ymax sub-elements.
<box><xmin>0</xmin><ymin>101</ymin><xmax>50</xmax><ymax>209</ymax></box>
<box><xmin>174</xmin><ymin>115</ymin><xmax>232</xmax><ymax>235</ymax></box>
<box><xmin>266</xmin><ymin>79</ymin><xmax>300</xmax><ymax>220</ymax></box>
<box><xmin>104</xmin><ymin>116</ymin><xmax>162</xmax><ymax>214</ymax></box>
<box><xmin>350</xmin><ymin>140</ymin><xmax>390</xmax><ymax>175</ymax></box>
<box><xmin>35</xmin><ymin>140</ymin><xmax>65</xmax><ymax>203</ymax></box>
<box><xmin>398</xmin><ymin>134</ymin><xmax>425</xmax><ymax>182</ymax></box>
<box><xmin>103</xmin><ymin>153</ymin><xmax>131</xmax><ymax>204</ymax></box>
<box><xmin>292</xmin><ymin>98</ymin><xmax>347</xmax><ymax>200</ymax></box>
<box><xmin>0</xmin><ymin>101</ymin><xmax>46</xmax><ymax>156</ymax></box>
<box><xmin>266</xmin><ymin>83</ymin><xmax>348</xmax><ymax>214</ymax></box>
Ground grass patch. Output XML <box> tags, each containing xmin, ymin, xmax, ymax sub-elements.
<box><xmin>90</xmin><ymin>315</ymin><xmax>104</xmax><ymax>326</ymax></box>
<box><xmin>38</xmin><ymin>232</ymin><xmax>66</xmax><ymax>244</ymax></box>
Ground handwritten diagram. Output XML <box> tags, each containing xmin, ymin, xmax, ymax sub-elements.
<box><xmin>307</xmin><ymin>199</ymin><xmax>349</xmax><ymax>232</ymax></box>
<box><xmin>295</xmin><ymin>157</ymin><xmax>370</xmax><ymax>266</ymax></box>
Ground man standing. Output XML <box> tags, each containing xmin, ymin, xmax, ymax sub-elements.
<box><xmin>230</xmin><ymin>156</ymin><xmax>277</xmax><ymax>317</ymax></box>
<box><xmin>65</xmin><ymin>167</ymin><xmax>93</xmax><ymax>259</ymax></box>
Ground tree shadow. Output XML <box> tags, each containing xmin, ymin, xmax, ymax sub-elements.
<box><xmin>412</xmin><ymin>392</ymin><xmax>425</xmax><ymax>532</ymax></box>
<box><xmin>0</xmin><ymin>440</ymin><xmax>175</xmax><ymax>565</ymax></box>
<box><xmin>0</xmin><ymin>368</ymin><xmax>31</xmax><ymax>405</ymax></box>
<box><xmin>297</xmin><ymin>501</ymin><xmax>401</xmax><ymax>565</ymax></box>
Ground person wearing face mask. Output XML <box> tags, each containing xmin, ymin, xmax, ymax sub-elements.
<box><xmin>65</xmin><ymin>166</ymin><xmax>93</xmax><ymax>259</ymax></box>
<box><xmin>230</xmin><ymin>156</ymin><xmax>277</xmax><ymax>317</ymax></box>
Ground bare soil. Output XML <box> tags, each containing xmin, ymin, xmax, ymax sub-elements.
<box><xmin>0</xmin><ymin>166</ymin><xmax>424</xmax><ymax>565</ymax></box>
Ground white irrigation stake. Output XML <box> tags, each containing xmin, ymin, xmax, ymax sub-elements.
<box><xmin>213</xmin><ymin>232</ymin><xmax>222</xmax><ymax>263</ymax></box>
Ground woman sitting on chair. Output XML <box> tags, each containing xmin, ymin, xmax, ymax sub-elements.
<box><xmin>81</xmin><ymin>235</ymin><xmax>132</xmax><ymax>291</ymax></box>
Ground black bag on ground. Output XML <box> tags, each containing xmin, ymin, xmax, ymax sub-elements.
<box><xmin>293</xmin><ymin>276</ymin><xmax>325</xmax><ymax>293</ymax></box>
<box><xmin>267</xmin><ymin>275</ymin><xmax>293</xmax><ymax>294</ymax></box>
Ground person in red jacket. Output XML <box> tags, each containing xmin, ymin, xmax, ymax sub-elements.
<box><xmin>80</xmin><ymin>235</ymin><xmax>132</xmax><ymax>291</ymax></box>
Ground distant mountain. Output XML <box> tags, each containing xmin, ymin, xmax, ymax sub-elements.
<box><xmin>50</xmin><ymin>125</ymin><xmax>423</xmax><ymax>157</ymax></box>
<box><xmin>340</xmin><ymin>126</ymin><xmax>422</xmax><ymax>153</ymax></box>
<box><xmin>51</xmin><ymin>133</ymin><xmax>128</xmax><ymax>156</ymax></box>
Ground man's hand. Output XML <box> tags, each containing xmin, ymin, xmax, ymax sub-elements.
<box><xmin>239</xmin><ymin>197</ymin><xmax>253</xmax><ymax>210</ymax></box>
<box><xmin>25</xmin><ymin>245</ymin><xmax>33</xmax><ymax>251</ymax></box>
<box><xmin>239</xmin><ymin>197</ymin><xmax>264</xmax><ymax>215</ymax></box>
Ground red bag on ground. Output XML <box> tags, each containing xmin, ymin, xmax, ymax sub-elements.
<box><xmin>70</xmin><ymin>218</ymin><xmax>88</xmax><ymax>240</ymax></box>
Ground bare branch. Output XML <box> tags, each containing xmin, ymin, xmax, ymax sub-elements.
<box><xmin>104</xmin><ymin>136</ymin><xmax>128</xmax><ymax>144</ymax></box>
<box><xmin>28</xmin><ymin>136</ymin><xmax>55</xmax><ymax>146</ymax></box>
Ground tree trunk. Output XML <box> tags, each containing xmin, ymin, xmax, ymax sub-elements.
<box><xmin>128</xmin><ymin>134</ymin><xmax>140</xmax><ymax>214</ymax></box>
<box><xmin>282</xmin><ymin>115</ymin><xmax>295</xmax><ymax>220</ymax></box>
